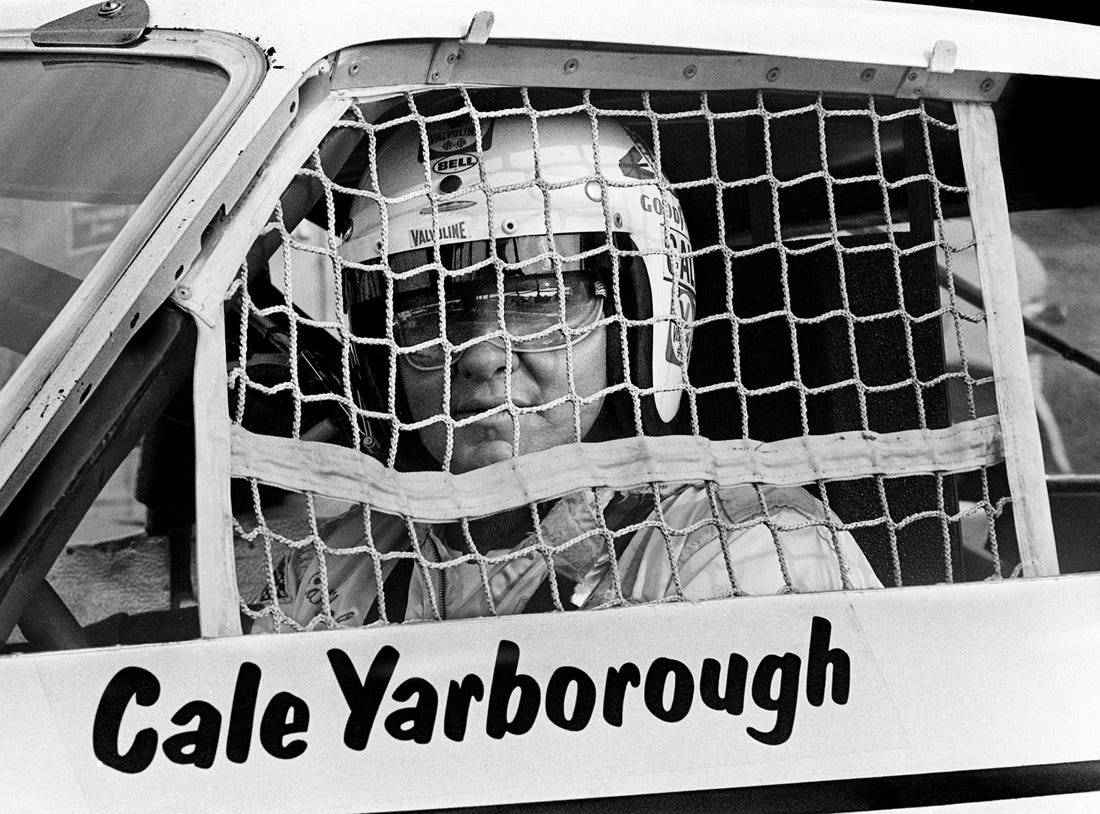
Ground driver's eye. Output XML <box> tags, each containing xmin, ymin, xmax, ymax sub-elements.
<box><xmin>513</xmin><ymin>288</ymin><xmax>560</xmax><ymax>307</ymax></box>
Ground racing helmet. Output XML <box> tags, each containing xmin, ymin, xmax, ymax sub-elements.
<box><xmin>340</xmin><ymin>110</ymin><xmax>696</xmax><ymax>447</ymax></box>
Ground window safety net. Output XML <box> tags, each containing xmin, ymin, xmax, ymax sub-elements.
<box><xmin>228</xmin><ymin>87</ymin><xmax>1020</xmax><ymax>633</ymax></box>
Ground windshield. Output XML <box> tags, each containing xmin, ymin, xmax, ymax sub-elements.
<box><xmin>0</xmin><ymin>55</ymin><xmax>228</xmax><ymax>389</ymax></box>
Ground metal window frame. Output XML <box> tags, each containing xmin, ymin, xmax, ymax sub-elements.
<box><xmin>331</xmin><ymin>40</ymin><xmax>1009</xmax><ymax>101</ymax></box>
<box><xmin>0</xmin><ymin>30</ymin><xmax>266</xmax><ymax>517</ymax></box>
<box><xmin>186</xmin><ymin>41</ymin><xmax>1057</xmax><ymax>638</ymax></box>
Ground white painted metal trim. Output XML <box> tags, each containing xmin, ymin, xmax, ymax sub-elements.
<box><xmin>176</xmin><ymin>93</ymin><xmax>353</xmax><ymax>325</ymax></box>
<box><xmin>0</xmin><ymin>572</ymin><xmax>1097</xmax><ymax>809</ymax></box>
<box><xmin>177</xmin><ymin>90</ymin><xmax>358</xmax><ymax>636</ymax></box>
<box><xmin>0</xmin><ymin>31</ymin><xmax>265</xmax><ymax>446</ymax></box>
<box><xmin>191</xmin><ymin>310</ymin><xmax>241</xmax><ymax>637</ymax></box>
<box><xmin>0</xmin><ymin>46</ymin><xmax>300</xmax><ymax>518</ymax></box>
<box><xmin>333</xmin><ymin>42</ymin><xmax>1008</xmax><ymax>102</ymax></box>
<box><xmin>8</xmin><ymin>0</ymin><xmax>1100</xmax><ymax>82</ymax></box>
<box><xmin>955</xmin><ymin>102</ymin><xmax>1059</xmax><ymax>577</ymax></box>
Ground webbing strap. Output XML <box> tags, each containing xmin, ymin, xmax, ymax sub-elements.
<box><xmin>363</xmin><ymin>556</ymin><xmax>414</xmax><ymax>625</ymax></box>
<box><xmin>521</xmin><ymin>492</ymin><xmax>651</xmax><ymax>614</ymax></box>
<box><xmin>231</xmin><ymin>418</ymin><xmax>1004</xmax><ymax>518</ymax></box>
<box><xmin>365</xmin><ymin>493</ymin><xmax>655</xmax><ymax>620</ymax></box>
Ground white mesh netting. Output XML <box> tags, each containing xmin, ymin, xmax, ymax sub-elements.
<box><xmin>227</xmin><ymin>88</ymin><xmax>1018</xmax><ymax>632</ymax></box>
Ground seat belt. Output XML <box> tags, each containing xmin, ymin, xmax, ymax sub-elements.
<box><xmin>522</xmin><ymin>492</ymin><xmax>653</xmax><ymax>614</ymax></box>
<box><xmin>365</xmin><ymin>492</ymin><xmax>655</xmax><ymax>620</ymax></box>
<box><xmin>362</xmin><ymin>557</ymin><xmax>414</xmax><ymax>624</ymax></box>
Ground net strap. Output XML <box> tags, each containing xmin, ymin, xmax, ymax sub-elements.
<box><xmin>363</xmin><ymin>556</ymin><xmax>414</xmax><ymax>624</ymax></box>
<box><xmin>231</xmin><ymin>415</ymin><xmax>1003</xmax><ymax>517</ymax></box>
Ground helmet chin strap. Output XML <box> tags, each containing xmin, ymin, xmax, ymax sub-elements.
<box><xmin>581</xmin><ymin>396</ymin><xmax>628</xmax><ymax>444</ymax></box>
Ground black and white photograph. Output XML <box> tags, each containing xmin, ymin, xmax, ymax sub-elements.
<box><xmin>0</xmin><ymin>1</ymin><xmax>1098</xmax><ymax>810</ymax></box>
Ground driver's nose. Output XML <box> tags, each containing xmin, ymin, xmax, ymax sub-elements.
<box><xmin>454</xmin><ymin>333</ymin><xmax>514</xmax><ymax>381</ymax></box>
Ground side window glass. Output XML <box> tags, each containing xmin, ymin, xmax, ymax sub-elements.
<box><xmin>1008</xmin><ymin>209</ymin><xmax>1100</xmax><ymax>575</ymax></box>
<box><xmin>1008</xmin><ymin>212</ymin><xmax>1099</xmax><ymax>478</ymax></box>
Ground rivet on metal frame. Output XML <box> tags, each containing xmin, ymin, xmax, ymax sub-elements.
<box><xmin>31</xmin><ymin>0</ymin><xmax>149</xmax><ymax>46</ymax></box>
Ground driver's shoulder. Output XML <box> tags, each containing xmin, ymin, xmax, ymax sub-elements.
<box><xmin>660</xmin><ymin>482</ymin><xmax>831</xmax><ymax>527</ymax></box>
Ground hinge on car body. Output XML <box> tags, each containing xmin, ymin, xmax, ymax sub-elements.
<box><xmin>31</xmin><ymin>0</ymin><xmax>150</xmax><ymax>47</ymax></box>
<box><xmin>896</xmin><ymin>38</ymin><xmax>959</xmax><ymax>99</ymax></box>
<box><xmin>426</xmin><ymin>10</ymin><xmax>495</xmax><ymax>85</ymax></box>
<box><xmin>927</xmin><ymin>39</ymin><xmax>958</xmax><ymax>75</ymax></box>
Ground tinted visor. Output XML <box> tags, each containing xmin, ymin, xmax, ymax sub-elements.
<box><xmin>395</xmin><ymin>268</ymin><xmax>606</xmax><ymax>369</ymax></box>
<box><xmin>389</xmin><ymin>233</ymin><xmax>612</xmax><ymax>280</ymax></box>
<box><xmin>344</xmin><ymin>233</ymin><xmax>618</xmax><ymax>304</ymax></box>
<box><xmin>345</xmin><ymin>233</ymin><xmax>618</xmax><ymax>370</ymax></box>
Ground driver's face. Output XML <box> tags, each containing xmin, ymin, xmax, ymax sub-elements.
<box><xmin>400</xmin><ymin>324</ymin><xmax>607</xmax><ymax>474</ymax></box>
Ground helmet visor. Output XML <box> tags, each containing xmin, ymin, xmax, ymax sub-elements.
<box><xmin>394</xmin><ymin>267</ymin><xmax>606</xmax><ymax>370</ymax></box>
<box><xmin>386</xmin><ymin>233</ymin><xmax>611</xmax><ymax>276</ymax></box>
<box><xmin>347</xmin><ymin>234</ymin><xmax>615</xmax><ymax>371</ymax></box>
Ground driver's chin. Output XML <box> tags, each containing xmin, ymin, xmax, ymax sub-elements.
<box><xmin>424</xmin><ymin>403</ymin><xmax>605</xmax><ymax>473</ymax></box>
<box><xmin>424</xmin><ymin>416</ymin><xmax>547</xmax><ymax>474</ymax></box>
<box><xmin>450</xmin><ymin>437</ymin><xmax>515</xmax><ymax>474</ymax></box>
<box><xmin>450</xmin><ymin>417</ymin><xmax>524</xmax><ymax>473</ymax></box>
<box><xmin>415</xmin><ymin>421</ymin><xmax>513</xmax><ymax>474</ymax></box>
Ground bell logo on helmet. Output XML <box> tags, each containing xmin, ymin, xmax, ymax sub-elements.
<box><xmin>431</xmin><ymin>153</ymin><xmax>479</xmax><ymax>174</ymax></box>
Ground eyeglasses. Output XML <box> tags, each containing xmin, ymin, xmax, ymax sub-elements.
<box><xmin>394</xmin><ymin>270</ymin><xmax>606</xmax><ymax>371</ymax></box>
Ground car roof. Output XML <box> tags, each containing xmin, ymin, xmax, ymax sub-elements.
<box><xmin>3</xmin><ymin>0</ymin><xmax>1100</xmax><ymax>80</ymax></box>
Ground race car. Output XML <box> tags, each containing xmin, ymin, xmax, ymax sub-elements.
<box><xmin>0</xmin><ymin>0</ymin><xmax>1098</xmax><ymax>810</ymax></box>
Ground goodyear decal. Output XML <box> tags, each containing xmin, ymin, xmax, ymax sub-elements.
<box><xmin>640</xmin><ymin>194</ymin><xmax>687</xmax><ymax>232</ymax></box>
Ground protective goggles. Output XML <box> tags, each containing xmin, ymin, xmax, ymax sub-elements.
<box><xmin>340</xmin><ymin>234</ymin><xmax>608</xmax><ymax>371</ymax></box>
<box><xmin>394</xmin><ymin>267</ymin><xmax>606</xmax><ymax>371</ymax></box>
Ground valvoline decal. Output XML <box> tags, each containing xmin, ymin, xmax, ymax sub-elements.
<box><xmin>420</xmin><ymin>120</ymin><xmax>495</xmax><ymax>162</ymax></box>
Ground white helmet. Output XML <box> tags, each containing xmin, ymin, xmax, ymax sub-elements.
<box><xmin>341</xmin><ymin>109</ymin><xmax>696</xmax><ymax>433</ymax></box>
